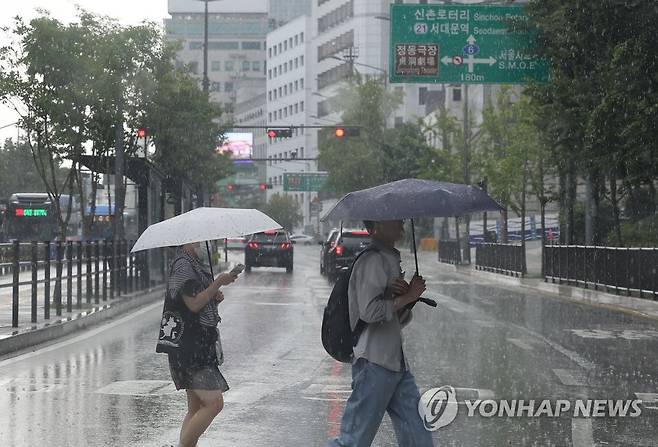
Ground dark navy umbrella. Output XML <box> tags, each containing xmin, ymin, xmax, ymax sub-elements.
<box><xmin>321</xmin><ymin>178</ymin><xmax>503</xmax><ymax>222</ymax></box>
<box><xmin>321</xmin><ymin>179</ymin><xmax>504</xmax><ymax>307</ymax></box>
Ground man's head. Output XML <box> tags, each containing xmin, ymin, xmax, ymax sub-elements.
<box><xmin>363</xmin><ymin>220</ymin><xmax>405</xmax><ymax>244</ymax></box>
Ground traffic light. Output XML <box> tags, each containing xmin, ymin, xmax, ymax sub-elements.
<box><xmin>267</xmin><ymin>127</ymin><xmax>293</xmax><ymax>138</ymax></box>
<box><xmin>226</xmin><ymin>183</ymin><xmax>235</xmax><ymax>192</ymax></box>
<box><xmin>334</xmin><ymin>127</ymin><xmax>360</xmax><ymax>138</ymax></box>
<box><xmin>259</xmin><ymin>183</ymin><xmax>273</xmax><ymax>190</ymax></box>
<box><xmin>136</xmin><ymin>128</ymin><xmax>147</xmax><ymax>138</ymax></box>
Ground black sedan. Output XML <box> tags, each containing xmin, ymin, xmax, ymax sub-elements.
<box><xmin>322</xmin><ymin>230</ymin><xmax>371</xmax><ymax>280</ymax></box>
<box><xmin>245</xmin><ymin>230</ymin><xmax>294</xmax><ymax>273</ymax></box>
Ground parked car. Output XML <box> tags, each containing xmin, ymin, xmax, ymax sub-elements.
<box><xmin>322</xmin><ymin>229</ymin><xmax>371</xmax><ymax>280</ymax></box>
<box><xmin>319</xmin><ymin>228</ymin><xmax>340</xmax><ymax>276</ymax></box>
<box><xmin>290</xmin><ymin>233</ymin><xmax>315</xmax><ymax>245</ymax></box>
<box><xmin>244</xmin><ymin>230</ymin><xmax>294</xmax><ymax>273</ymax></box>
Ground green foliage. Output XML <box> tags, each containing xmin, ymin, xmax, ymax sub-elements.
<box><xmin>144</xmin><ymin>46</ymin><xmax>234</xmax><ymax>191</ymax></box>
<box><xmin>525</xmin><ymin>0</ymin><xmax>658</xmax><ymax>245</ymax></box>
<box><xmin>318</xmin><ymin>76</ymin><xmax>434</xmax><ymax>195</ymax></box>
<box><xmin>259</xmin><ymin>194</ymin><xmax>302</xmax><ymax>232</ymax></box>
<box><xmin>0</xmin><ymin>10</ymin><xmax>232</xmax><ymax>236</ymax></box>
<box><xmin>475</xmin><ymin>87</ymin><xmax>552</xmax><ymax>216</ymax></box>
<box><xmin>0</xmin><ymin>138</ymin><xmax>66</xmax><ymax>199</ymax></box>
<box><xmin>616</xmin><ymin>215</ymin><xmax>658</xmax><ymax>248</ymax></box>
<box><xmin>418</xmin><ymin>108</ymin><xmax>462</xmax><ymax>183</ymax></box>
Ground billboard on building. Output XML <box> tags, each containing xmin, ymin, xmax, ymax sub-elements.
<box><xmin>217</xmin><ymin>132</ymin><xmax>253</xmax><ymax>163</ymax></box>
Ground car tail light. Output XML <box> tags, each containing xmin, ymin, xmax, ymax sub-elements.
<box><xmin>247</xmin><ymin>242</ymin><xmax>259</xmax><ymax>250</ymax></box>
<box><xmin>334</xmin><ymin>245</ymin><xmax>343</xmax><ymax>256</ymax></box>
<box><xmin>280</xmin><ymin>242</ymin><xmax>291</xmax><ymax>249</ymax></box>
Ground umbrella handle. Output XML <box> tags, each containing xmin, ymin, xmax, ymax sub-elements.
<box><xmin>418</xmin><ymin>297</ymin><xmax>437</xmax><ymax>307</ymax></box>
<box><xmin>206</xmin><ymin>241</ymin><xmax>214</xmax><ymax>280</ymax></box>
<box><xmin>411</xmin><ymin>219</ymin><xmax>419</xmax><ymax>276</ymax></box>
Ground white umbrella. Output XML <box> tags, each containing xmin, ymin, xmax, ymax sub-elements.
<box><xmin>131</xmin><ymin>207</ymin><xmax>282</xmax><ymax>253</ymax></box>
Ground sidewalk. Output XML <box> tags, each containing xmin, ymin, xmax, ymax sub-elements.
<box><xmin>0</xmin><ymin>260</ymin><xmax>232</xmax><ymax>357</ymax></box>
<box><xmin>410</xmin><ymin>247</ymin><xmax>658</xmax><ymax>322</ymax></box>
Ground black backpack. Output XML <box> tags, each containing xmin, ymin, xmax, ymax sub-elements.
<box><xmin>321</xmin><ymin>247</ymin><xmax>379</xmax><ymax>363</ymax></box>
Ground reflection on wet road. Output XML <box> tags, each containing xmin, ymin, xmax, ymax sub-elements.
<box><xmin>0</xmin><ymin>247</ymin><xmax>656</xmax><ymax>446</ymax></box>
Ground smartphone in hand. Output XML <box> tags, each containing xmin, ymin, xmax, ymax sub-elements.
<box><xmin>230</xmin><ymin>263</ymin><xmax>245</xmax><ymax>276</ymax></box>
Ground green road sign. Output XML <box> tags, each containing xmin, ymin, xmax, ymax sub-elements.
<box><xmin>283</xmin><ymin>172</ymin><xmax>328</xmax><ymax>192</ymax></box>
<box><xmin>389</xmin><ymin>4</ymin><xmax>549</xmax><ymax>84</ymax></box>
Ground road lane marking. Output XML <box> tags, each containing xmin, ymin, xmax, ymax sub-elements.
<box><xmin>326</xmin><ymin>361</ymin><xmax>345</xmax><ymax>438</ymax></box>
<box><xmin>553</xmin><ymin>369</ymin><xmax>588</xmax><ymax>387</ymax></box>
<box><xmin>433</xmin><ymin>292</ymin><xmax>596</xmax><ymax>370</ymax></box>
<box><xmin>571</xmin><ymin>418</ymin><xmax>594</xmax><ymax>447</ymax></box>
<box><xmin>95</xmin><ymin>380</ymin><xmax>178</xmax><ymax>396</ymax></box>
<box><xmin>507</xmin><ymin>338</ymin><xmax>534</xmax><ymax>351</ymax></box>
<box><xmin>568</xmin><ymin>329</ymin><xmax>658</xmax><ymax>340</ymax></box>
<box><xmin>634</xmin><ymin>392</ymin><xmax>658</xmax><ymax>410</ymax></box>
<box><xmin>303</xmin><ymin>384</ymin><xmax>352</xmax><ymax>395</ymax></box>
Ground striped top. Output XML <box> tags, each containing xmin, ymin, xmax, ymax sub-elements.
<box><xmin>168</xmin><ymin>248</ymin><xmax>220</xmax><ymax>327</ymax></box>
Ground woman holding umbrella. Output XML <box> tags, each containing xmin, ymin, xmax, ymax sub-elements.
<box><xmin>160</xmin><ymin>242</ymin><xmax>241</xmax><ymax>447</ymax></box>
<box><xmin>130</xmin><ymin>207</ymin><xmax>282</xmax><ymax>446</ymax></box>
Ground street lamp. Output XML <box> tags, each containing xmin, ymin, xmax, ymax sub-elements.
<box><xmin>195</xmin><ymin>0</ymin><xmax>223</xmax><ymax>95</ymax></box>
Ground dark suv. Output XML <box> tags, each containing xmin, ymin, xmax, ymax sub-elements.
<box><xmin>245</xmin><ymin>230</ymin><xmax>294</xmax><ymax>273</ymax></box>
<box><xmin>323</xmin><ymin>230</ymin><xmax>371</xmax><ymax>280</ymax></box>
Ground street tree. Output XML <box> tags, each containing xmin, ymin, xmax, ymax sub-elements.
<box><xmin>143</xmin><ymin>41</ymin><xmax>234</xmax><ymax>211</ymax></box>
<box><xmin>317</xmin><ymin>76</ymin><xmax>402</xmax><ymax>195</ymax></box>
<box><xmin>526</xmin><ymin>0</ymin><xmax>658</xmax><ymax>246</ymax></box>
<box><xmin>0</xmin><ymin>138</ymin><xmax>67</xmax><ymax>199</ymax></box>
<box><xmin>260</xmin><ymin>193</ymin><xmax>302</xmax><ymax>232</ymax></box>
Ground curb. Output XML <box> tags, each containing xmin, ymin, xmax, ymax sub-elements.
<box><xmin>435</xmin><ymin>261</ymin><xmax>658</xmax><ymax>322</ymax></box>
<box><xmin>0</xmin><ymin>287</ymin><xmax>165</xmax><ymax>357</ymax></box>
<box><xmin>0</xmin><ymin>260</ymin><xmax>234</xmax><ymax>358</ymax></box>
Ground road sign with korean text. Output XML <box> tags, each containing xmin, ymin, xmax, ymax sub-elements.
<box><xmin>283</xmin><ymin>172</ymin><xmax>328</xmax><ymax>192</ymax></box>
<box><xmin>389</xmin><ymin>4</ymin><xmax>549</xmax><ymax>84</ymax></box>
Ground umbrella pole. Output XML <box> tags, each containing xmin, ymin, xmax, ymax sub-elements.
<box><xmin>411</xmin><ymin>218</ymin><xmax>419</xmax><ymax>276</ymax></box>
<box><xmin>205</xmin><ymin>241</ymin><xmax>215</xmax><ymax>279</ymax></box>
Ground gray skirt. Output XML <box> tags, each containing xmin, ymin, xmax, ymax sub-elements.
<box><xmin>169</xmin><ymin>362</ymin><xmax>230</xmax><ymax>392</ymax></box>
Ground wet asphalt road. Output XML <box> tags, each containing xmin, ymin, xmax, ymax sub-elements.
<box><xmin>0</xmin><ymin>245</ymin><xmax>656</xmax><ymax>446</ymax></box>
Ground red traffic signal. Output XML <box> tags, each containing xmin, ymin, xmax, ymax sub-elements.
<box><xmin>267</xmin><ymin>127</ymin><xmax>293</xmax><ymax>138</ymax></box>
<box><xmin>259</xmin><ymin>183</ymin><xmax>273</xmax><ymax>190</ymax></box>
<box><xmin>226</xmin><ymin>184</ymin><xmax>235</xmax><ymax>192</ymax></box>
<box><xmin>334</xmin><ymin>127</ymin><xmax>360</xmax><ymax>138</ymax></box>
<box><xmin>137</xmin><ymin>128</ymin><xmax>147</xmax><ymax>138</ymax></box>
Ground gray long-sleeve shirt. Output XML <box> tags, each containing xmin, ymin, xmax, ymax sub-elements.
<box><xmin>348</xmin><ymin>239</ymin><xmax>412</xmax><ymax>372</ymax></box>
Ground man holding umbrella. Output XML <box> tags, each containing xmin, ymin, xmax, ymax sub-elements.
<box><xmin>327</xmin><ymin>218</ymin><xmax>433</xmax><ymax>447</ymax></box>
<box><xmin>323</xmin><ymin>179</ymin><xmax>503</xmax><ymax>447</ymax></box>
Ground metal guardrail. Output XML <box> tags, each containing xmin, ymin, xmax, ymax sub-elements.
<box><xmin>438</xmin><ymin>240</ymin><xmax>462</xmax><ymax>265</ymax></box>
<box><xmin>544</xmin><ymin>245</ymin><xmax>658</xmax><ymax>299</ymax></box>
<box><xmin>475</xmin><ymin>243</ymin><xmax>527</xmax><ymax>277</ymax></box>
<box><xmin>0</xmin><ymin>240</ymin><xmax>149</xmax><ymax>328</ymax></box>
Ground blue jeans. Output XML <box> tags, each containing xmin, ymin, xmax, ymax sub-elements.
<box><xmin>327</xmin><ymin>358</ymin><xmax>434</xmax><ymax>447</ymax></box>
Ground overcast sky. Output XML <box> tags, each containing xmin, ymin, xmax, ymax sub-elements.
<box><xmin>0</xmin><ymin>0</ymin><xmax>170</xmax><ymax>142</ymax></box>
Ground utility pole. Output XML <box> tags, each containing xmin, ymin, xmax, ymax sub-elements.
<box><xmin>462</xmin><ymin>83</ymin><xmax>471</xmax><ymax>264</ymax></box>
<box><xmin>202</xmin><ymin>0</ymin><xmax>210</xmax><ymax>94</ymax></box>
<box><xmin>343</xmin><ymin>46</ymin><xmax>359</xmax><ymax>79</ymax></box>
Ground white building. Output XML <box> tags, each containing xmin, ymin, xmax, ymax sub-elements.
<box><xmin>165</xmin><ymin>0</ymin><xmax>269</xmax><ymax>117</ymax></box>
<box><xmin>266</xmin><ymin>15</ymin><xmax>318</xmax><ymax>232</ymax></box>
<box><xmin>268</xmin><ymin>0</ymin><xmax>312</xmax><ymax>28</ymax></box>
<box><xmin>311</xmin><ymin>0</ymin><xmax>445</xmax><ymax>128</ymax></box>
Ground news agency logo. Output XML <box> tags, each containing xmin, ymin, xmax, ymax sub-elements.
<box><xmin>418</xmin><ymin>385</ymin><xmax>644</xmax><ymax>431</ymax></box>
<box><xmin>418</xmin><ymin>386</ymin><xmax>459</xmax><ymax>431</ymax></box>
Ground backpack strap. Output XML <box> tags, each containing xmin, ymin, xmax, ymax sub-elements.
<box><xmin>350</xmin><ymin>245</ymin><xmax>380</xmax><ymax>346</ymax></box>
